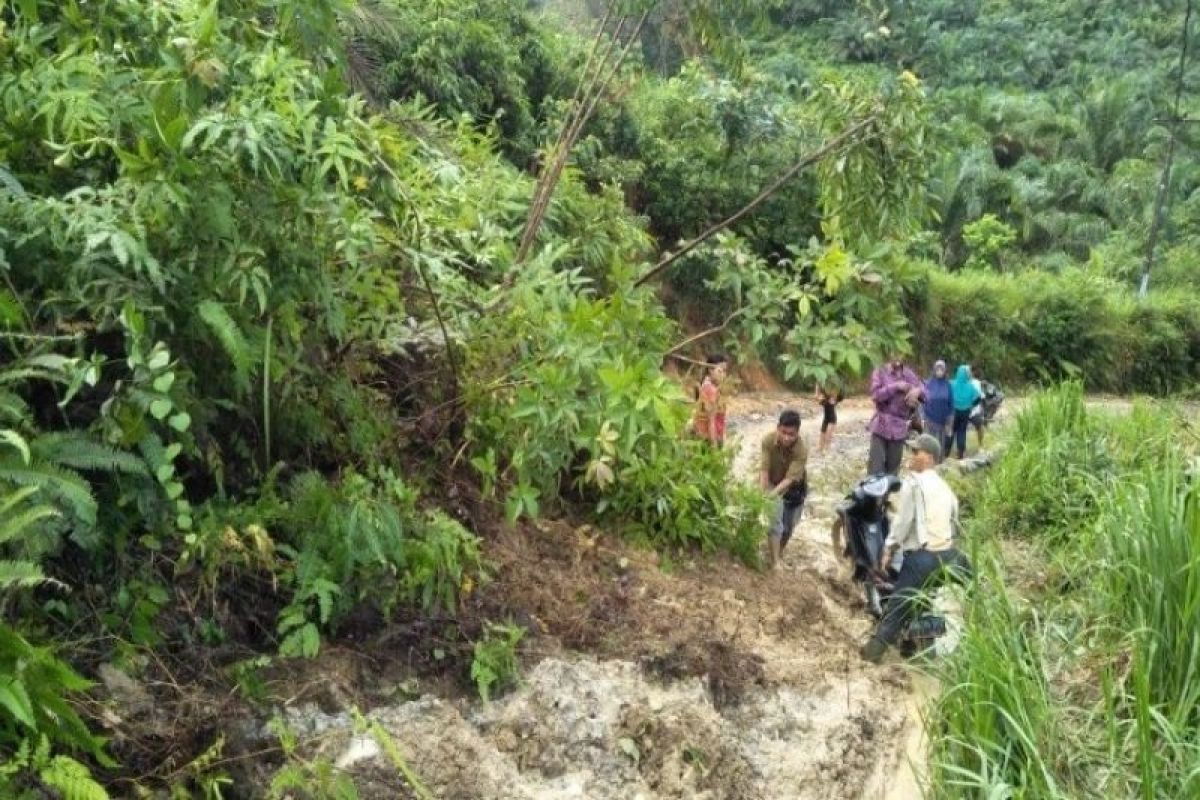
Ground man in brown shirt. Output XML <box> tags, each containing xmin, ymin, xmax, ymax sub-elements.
<box><xmin>760</xmin><ymin>409</ymin><xmax>808</xmax><ymax>569</ymax></box>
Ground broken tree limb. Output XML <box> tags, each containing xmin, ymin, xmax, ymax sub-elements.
<box><xmin>665</xmin><ymin>307</ymin><xmax>748</xmax><ymax>356</ymax></box>
<box><xmin>665</xmin><ymin>352</ymin><xmax>710</xmax><ymax>367</ymax></box>
<box><xmin>516</xmin><ymin>11</ymin><xmax>649</xmax><ymax>265</ymax></box>
<box><xmin>519</xmin><ymin>6</ymin><xmax>622</xmax><ymax>257</ymax></box>
<box><xmin>632</xmin><ymin>110</ymin><xmax>882</xmax><ymax>289</ymax></box>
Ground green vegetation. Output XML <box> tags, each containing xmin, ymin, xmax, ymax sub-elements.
<box><xmin>471</xmin><ymin>622</ymin><xmax>526</xmax><ymax>701</ymax></box>
<box><xmin>931</xmin><ymin>385</ymin><xmax>1200</xmax><ymax>797</ymax></box>
<box><xmin>909</xmin><ymin>270</ymin><xmax>1200</xmax><ymax>393</ymax></box>
<box><xmin>0</xmin><ymin>0</ymin><xmax>1198</xmax><ymax>794</ymax></box>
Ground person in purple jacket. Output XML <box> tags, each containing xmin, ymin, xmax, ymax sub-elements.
<box><xmin>922</xmin><ymin>360</ymin><xmax>953</xmax><ymax>462</ymax></box>
<box><xmin>868</xmin><ymin>354</ymin><xmax>924</xmax><ymax>475</ymax></box>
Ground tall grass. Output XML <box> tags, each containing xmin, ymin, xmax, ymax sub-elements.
<box><xmin>928</xmin><ymin>384</ymin><xmax>1200</xmax><ymax>798</ymax></box>
<box><xmin>929</xmin><ymin>555</ymin><xmax>1071</xmax><ymax>798</ymax></box>
<box><xmin>973</xmin><ymin>383</ymin><xmax>1109</xmax><ymax>543</ymax></box>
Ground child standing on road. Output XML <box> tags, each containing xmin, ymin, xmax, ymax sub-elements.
<box><xmin>815</xmin><ymin>383</ymin><xmax>843</xmax><ymax>453</ymax></box>
<box><xmin>692</xmin><ymin>354</ymin><xmax>729</xmax><ymax>446</ymax></box>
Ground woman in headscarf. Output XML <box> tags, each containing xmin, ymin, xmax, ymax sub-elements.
<box><xmin>922</xmin><ymin>360</ymin><xmax>952</xmax><ymax>461</ymax></box>
<box><xmin>949</xmin><ymin>364</ymin><xmax>982</xmax><ymax>459</ymax></box>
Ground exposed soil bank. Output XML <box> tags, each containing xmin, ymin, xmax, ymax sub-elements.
<box><xmin>266</xmin><ymin>394</ymin><xmax>932</xmax><ymax>799</ymax></box>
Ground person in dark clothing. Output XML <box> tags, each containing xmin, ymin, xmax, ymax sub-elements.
<box><xmin>922</xmin><ymin>360</ymin><xmax>952</xmax><ymax>463</ymax></box>
<box><xmin>815</xmin><ymin>383</ymin><xmax>843</xmax><ymax>452</ymax></box>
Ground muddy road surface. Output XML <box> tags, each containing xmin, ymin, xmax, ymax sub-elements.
<box><xmin>274</xmin><ymin>394</ymin><xmax>932</xmax><ymax>799</ymax></box>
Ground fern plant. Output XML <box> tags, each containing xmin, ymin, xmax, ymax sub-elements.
<box><xmin>275</xmin><ymin>469</ymin><xmax>484</xmax><ymax>658</ymax></box>
<box><xmin>0</xmin><ymin>736</ymin><xmax>109</xmax><ymax>800</ymax></box>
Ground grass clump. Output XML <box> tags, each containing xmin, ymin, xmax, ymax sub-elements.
<box><xmin>927</xmin><ymin>384</ymin><xmax>1200</xmax><ymax>798</ymax></box>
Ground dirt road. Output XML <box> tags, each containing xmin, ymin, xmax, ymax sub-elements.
<box><xmin>279</xmin><ymin>393</ymin><xmax>933</xmax><ymax>799</ymax></box>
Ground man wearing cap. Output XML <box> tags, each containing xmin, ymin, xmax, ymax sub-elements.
<box><xmin>861</xmin><ymin>434</ymin><xmax>971</xmax><ymax>663</ymax></box>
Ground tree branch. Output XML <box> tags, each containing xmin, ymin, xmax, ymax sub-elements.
<box><xmin>665</xmin><ymin>307</ymin><xmax>748</xmax><ymax>355</ymax></box>
<box><xmin>633</xmin><ymin>111</ymin><xmax>882</xmax><ymax>289</ymax></box>
<box><xmin>515</xmin><ymin>11</ymin><xmax>649</xmax><ymax>265</ymax></box>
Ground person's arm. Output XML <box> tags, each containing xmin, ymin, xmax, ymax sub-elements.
<box><xmin>882</xmin><ymin>481</ymin><xmax>916</xmax><ymax>569</ymax></box>
<box><xmin>772</xmin><ymin>440</ymin><xmax>808</xmax><ymax>497</ymax></box>
<box><xmin>760</xmin><ymin>439</ymin><xmax>773</xmax><ymax>491</ymax></box>
<box><xmin>830</xmin><ymin>515</ymin><xmax>844</xmax><ymax>555</ymax></box>
<box><xmin>950</xmin><ymin>493</ymin><xmax>963</xmax><ymax>539</ymax></box>
<box><xmin>697</xmin><ymin>381</ymin><xmax>719</xmax><ymax>442</ymax></box>
<box><xmin>870</xmin><ymin>368</ymin><xmax>908</xmax><ymax>404</ymax></box>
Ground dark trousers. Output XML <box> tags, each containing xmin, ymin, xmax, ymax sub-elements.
<box><xmin>925</xmin><ymin>419</ymin><xmax>949</xmax><ymax>460</ymax></box>
<box><xmin>868</xmin><ymin>434</ymin><xmax>905</xmax><ymax>475</ymax></box>
<box><xmin>875</xmin><ymin>547</ymin><xmax>972</xmax><ymax>645</ymax></box>
<box><xmin>948</xmin><ymin>410</ymin><xmax>972</xmax><ymax>458</ymax></box>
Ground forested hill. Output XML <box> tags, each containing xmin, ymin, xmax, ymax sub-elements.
<box><xmin>538</xmin><ymin>0</ymin><xmax>1200</xmax><ymax>284</ymax></box>
<box><xmin>534</xmin><ymin>0</ymin><xmax>1200</xmax><ymax>390</ymax></box>
<box><xmin>769</xmin><ymin>0</ymin><xmax>1200</xmax><ymax>281</ymax></box>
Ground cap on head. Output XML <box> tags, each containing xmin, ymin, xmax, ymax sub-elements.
<box><xmin>908</xmin><ymin>433</ymin><xmax>942</xmax><ymax>461</ymax></box>
<box><xmin>934</xmin><ymin>359</ymin><xmax>946</xmax><ymax>370</ymax></box>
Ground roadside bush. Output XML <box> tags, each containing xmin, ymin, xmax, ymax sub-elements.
<box><xmin>275</xmin><ymin>469</ymin><xmax>484</xmax><ymax>658</ymax></box>
<box><xmin>912</xmin><ymin>268</ymin><xmax>1200</xmax><ymax>394</ymax></box>
<box><xmin>462</xmin><ymin>266</ymin><xmax>764</xmax><ymax>563</ymax></box>
<box><xmin>972</xmin><ymin>383</ymin><xmax>1108</xmax><ymax>543</ymax></box>
<box><xmin>600</xmin><ymin>444</ymin><xmax>768</xmax><ymax>564</ymax></box>
<box><xmin>930</xmin><ymin>388</ymin><xmax>1200</xmax><ymax>798</ymax></box>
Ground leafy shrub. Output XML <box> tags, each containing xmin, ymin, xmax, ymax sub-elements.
<box><xmin>357</xmin><ymin>0</ymin><xmax>573</xmax><ymax>161</ymax></box>
<box><xmin>971</xmin><ymin>383</ymin><xmax>1109</xmax><ymax>543</ymax></box>
<box><xmin>462</xmin><ymin>265</ymin><xmax>765</xmax><ymax>561</ymax></box>
<box><xmin>930</xmin><ymin>388</ymin><xmax>1200</xmax><ymax>798</ymax></box>
<box><xmin>697</xmin><ymin>233</ymin><xmax>922</xmax><ymax>388</ymax></box>
<box><xmin>961</xmin><ymin>213</ymin><xmax>1016</xmax><ymax>271</ymax></box>
<box><xmin>912</xmin><ymin>268</ymin><xmax>1200</xmax><ymax>394</ymax></box>
<box><xmin>0</xmin><ymin>486</ymin><xmax>110</xmax><ymax>797</ymax></box>
<box><xmin>470</xmin><ymin>622</ymin><xmax>525</xmax><ymax>702</ymax></box>
<box><xmin>600</xmin><ymin>441</ymin><xmax>768</xmax><ymax>564</ymax></box>
<box><xmin>929</xmin><ymin>556</ymin><xmax>1066</xmax><ymax>798</ymax></box>
<box><xmin>276</xmin><ymin>469</ymin><xmax>483</xmax><ymax>657</ymax></box>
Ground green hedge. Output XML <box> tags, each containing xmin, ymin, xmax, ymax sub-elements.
<box><xmin>907</xmin><ymin>269</ymin><xmax>1200</xmax><ymax>395</ymax></box>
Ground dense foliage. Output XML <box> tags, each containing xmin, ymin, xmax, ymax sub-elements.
<box><xmin>932</xmin><ymin>386</ymin><xmax>1200</xmax><ymax>798</ymax></box>
<box><xmin>909</xmin><ymin>269</ymin><xmax>1200</xmax><ymax>393</ymax></box>
<box><xmin>0</xmin><ymin>0</ymin><xmax>891</xmax><ymax>790</ymax></box>
<box><xmin>1</xmin><ymin>0</ymin><xmax>1197</xmax><ymax>794</ymax></box>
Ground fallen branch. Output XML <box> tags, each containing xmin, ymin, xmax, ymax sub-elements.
<box><xmin>633</xmin><ymin>110</ymin><xmax>882</xmax><ymax>289</ymax></box>
<box><xmin>516</xmin><ymin>10</ymin><xmax>649</xmax><ymax>265</ymax></box>
<box><xmin>665</xmin><ymin>307</ymin><xmax>748</xmax><ymax>356</ymax></box>
<box><xmin>665</xmin><ymin>352</ymin><xmax>710</xmax><ymax>367</ymax></box>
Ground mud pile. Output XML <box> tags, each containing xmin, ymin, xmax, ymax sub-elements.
<box><xmin>272</xmin><ymin>395</ymin><xmax>927</xmax><ymax>799</ymax></box>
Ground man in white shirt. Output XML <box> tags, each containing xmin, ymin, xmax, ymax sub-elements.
<box><xmin>861</xmin><ymin>434</ymin><xmax>972</xmax><ymax>663</ymax></box>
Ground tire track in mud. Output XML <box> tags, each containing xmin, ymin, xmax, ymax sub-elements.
<box><xmin>278</xmin><ymin>394</ymin><xmax>930</xmax><ymax>799</ymax></box>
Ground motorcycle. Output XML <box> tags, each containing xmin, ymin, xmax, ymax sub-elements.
<box><xmin>832</xmin><ymin>474</ymin><xmax>951</xmax><ymax>656</ymax></box>
<box><xmin>980</xmin><ymin>380</ymin><xmax>1004</xmax><ymax>424</ymax></box>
